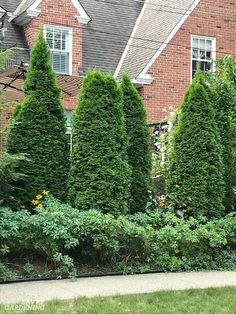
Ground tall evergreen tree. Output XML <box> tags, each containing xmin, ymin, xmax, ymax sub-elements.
<box><xmin>121</xmin><ymin>74</ymin><xmax>152</xmax><ymax>213</ymax></box>
<box><xmin>211</xmin><ymin>57</ymin><xmax>236</xmax><ymax>211</ymax></box>
<box><xmin>7</xmin><ymin>32</ymin><xmax>69</xmax><ymax>204</ymax></box>
<box><xmin>166</xmin><ymin>71</ymin><xmax>225</xmax><ymax>219</ymax></box>
<box><xmin>68</xmin><ymin>70</ymin><xmax>130</xmax><ymax>217</ymax></box>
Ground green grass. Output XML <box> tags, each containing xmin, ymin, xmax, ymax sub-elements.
<box><xmin>1</xmin><ymin>287</ymin><xmax>236</xmax><ymax>314</ymax></box>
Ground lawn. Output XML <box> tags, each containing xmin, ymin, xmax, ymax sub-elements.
<box><xmin>1</xmin><ymin>287</ymin><xmax>236</xmax><ymax>314</ymax></box>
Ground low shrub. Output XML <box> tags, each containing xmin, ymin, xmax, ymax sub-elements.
<box><xmin>0</xmin><ymin>196</ymin><xmax>235</xmax><ymax>280</ymax></box>
<box><xmin>151</xmin><ymin>213</ymin><xmax>236</xmax><ymax>271</ymax></box>
<box><xmin>0</xmin><ymin>196</ymin><xmax>153</xmax><ymax>279</ymax></box>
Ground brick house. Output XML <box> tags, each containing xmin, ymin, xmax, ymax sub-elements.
<box><xmin>0</xmin><ymin>0</ymin><xmax>236</xmax><ymax>133</ymax></box>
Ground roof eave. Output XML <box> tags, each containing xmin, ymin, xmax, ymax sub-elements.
<box><xmin>132</xmin><ymin>74</ymin><xmax>154</xmax><ymax>86</ymax></box>
<box><xmin>9</xmin><ymin>9</ymin><xmax>41</xmax><ymax>25</ymax></box>
<box><xmin>75</xmin><ymin>15</ymin><xmax>91</xmax><ymax>24</ymax></box>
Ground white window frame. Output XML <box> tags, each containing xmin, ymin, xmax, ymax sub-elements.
<box><xmin>190</xmin><ymin>35</ymin><xmax>216</xmax><ymax>82</ymax></box>
<box><xmin>66</xmin><ymin>127</ymin><xmax>73</xmax><ymax>152</ymax></box>
<box><xmin>44</xmin><ymin>24</ymin><xmax>73</xmax><ymax>75</ymax></box>
<box><xmin>65</xmin><ymin>110</ymin><xmax>73</xmax><ymax>151</ymax></box>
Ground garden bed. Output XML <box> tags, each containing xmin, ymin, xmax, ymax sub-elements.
<box><xmin>0</xmin><ymin>257</ymin><xmax>166</xmax><ymax>284</ymax></box>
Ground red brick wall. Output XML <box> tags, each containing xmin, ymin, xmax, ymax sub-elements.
<box><xmin>140</xmin><ymin>0</ymin><xmax>236</xmax><ymax>123</ymax></box>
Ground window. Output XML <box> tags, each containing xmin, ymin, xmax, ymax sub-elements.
<box><xmin>45</xmin><ymin>25</ymin><xmax>72</xmax><ymax>75</ymax></box>
<box><xmin>66</xmin><ymin>110</ymin><xmax>72</xmax><ymax>151</ymax></box>
<box><xmin>191</xmin><ymin>36</ymin><xmax>216</xmax><ymax>79</ymax></box>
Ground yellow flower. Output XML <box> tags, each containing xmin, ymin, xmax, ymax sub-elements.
<box><xmin>42</xmin><ymin>190</ymin><xmax>49</xmax><ymax>195</ymax></box>
<box><xmin>147</xmin><ymin>190</ymin><xmax>152</xmax><ymax>194</ymax></box>
<box><xmin>37</xmin><ymin>204</ymin><xmax>43</xmax><ymax>209</ymax></box>
<box><xmin>159</xmin><ymin>197</ymin><xmax>166</xmax><ymax>208</ymax></box>
<box><xmin>32</xmin><ymin>199</ymin><xmax>39</xmax><ymax>206</ymax></box>
<box><xmin>187</xmin><ymin>196</ymin><xmax>192</xmax><ymax>202</ymax></box>
<box><xmin>175</xmin><ymin>184</ymin><xmax>180</xmax><ymax>189</ymax></box>
<box><xmin>36</xmin><ymin>194</ymin><xmax>43</xmax><ymax>200</ymax></box>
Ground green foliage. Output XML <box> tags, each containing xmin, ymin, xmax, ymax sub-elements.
<box><xmin>0</xmin><ymin>196</ymin><xmax>152</xmax><ymax>278</ymax></box>
<box><xmin>0</xmin><ymin>197</ymin><xmax>235</xmax><ymax>280</ymax></box>
<box><xmin>68</xmin><ymin>70</ymin><xmax>130</xmax><ymax>216</ymax></box>
<box><xmin>166</xmin><ymin>71</ymin><xmax>225</xmax><ymax>219</ymax></box>
<box><xmin>151</xmin><ymin>213</ymin><xmax>236</xmax><ymax>271</ymax></box>
<box><xmin>0</xmin><ymin>262</ymin><xmax>17</xmax><ymax>282</ymax></box>
<box><xmin>0</xmin><ymin>153</ymin><xmax>29</xmax><ymax>206</ymax></box>
<box><xmin>121</xmin><ymin>74</ymin><xmax>152</xmax><ymax>213</ymax></box>
<box><xmin>6</xmin><ymin>32</ymin><xmax>69</xmax><ymax>205</ymax></box>
<box><xmin>23</xmin><ymin>262</ymin><xmax>37</xmax><ymax>279</ymax></box>
<box><xmin>210</xmin><ymin>56</ymin><xmax>236</xmax><ymax>211</ymax></box>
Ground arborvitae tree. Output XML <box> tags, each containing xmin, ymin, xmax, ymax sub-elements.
<box><xmin>68</xmin><ymin>70</ymin><xmax>130</xmax><ymax>216</ymax></box>
<box><xmin>211</xmin><ymin>57</ymin><xmax>236</xmax><ymax>211</ymax></box>
<box><xmin>121</xmin><ymin>74</ymin><xmax>152</xmax><ymax>213</ymax></box>
<box><xmin>7</xmin><ymin>32</ymin><xmax>69</xmax><ymax>204</ymax></box>
<box><xmin>167</xmin><ymin>71</ymin><xmax>225</xmax><ymax>219</ymax></box>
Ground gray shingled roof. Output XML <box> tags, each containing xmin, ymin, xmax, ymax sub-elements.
<box><xmin>116</xmin><ymin>0</ymin><xmax>199</xmax><ymax>79</ymax></box>
<box><xmin>80</xmin><ymin>0</ymin><xmax>143</xmax><ymax>74</ymax></box>
<box><xmin>0</xmin><ymin>0</ymin><xmax>21</xmax><ymax>13</ymax></box>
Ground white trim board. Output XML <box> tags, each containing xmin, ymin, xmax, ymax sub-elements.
<box><xmin>137</xmin><ymin>0</ymin><xmax>201</xmax><ymax>83</ymax></box>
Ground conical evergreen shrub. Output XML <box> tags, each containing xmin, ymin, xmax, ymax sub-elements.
<box><xmin>167</xmin><ymin>71</ymin><xmax>225</xmax><ymax>218</ymax></box>
<box><xmin>211</xmin><ymin>57</ymin><xmax>236</xmax><ymax>211</ymax></box>
<box><xmin>121</xmin><ymin>74</ymin><xmax>152</xmax><ymax>213</ymax></box>
<box><xmin>7</xmin><ymin>32</ymin><xmax>69</xmax><ymax>204</ymax></box>
<box><xmin>68</xmin><ymin>70</ymin><xmax>130</xmax><ymax>216</ymax></box>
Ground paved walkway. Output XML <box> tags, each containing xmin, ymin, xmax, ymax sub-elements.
<box><xmin>0</xmin><ymin>271</ymin><xmax>236</xmax><ymax>304</ymax></box>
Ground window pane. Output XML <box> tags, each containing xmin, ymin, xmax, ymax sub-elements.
<box><xmin>200</xmin><ymin>39</ymin><xmax>205</xmax><ymax>50</ymax></box>
<box><xmin>192</xmin><ymin>48</ymin><xmax>198</xmax><ymax>59</ymax></box>
<box><xmin>200</xmin><ymin>50</ymin><xmax>206</xmax><ymax>60</ymax></box>
<box><xmin>61</xmin><ymin>30</ymin><xmax>69</xmax><ymax>51</ymax></box>
<box><xmin>205</xmin><ymin>62</ymin><xmax>212</xmax><ymax>72</ymax></box>
<box><xmin>193</xmin><ymin>38</ymin><xmax>198</xmax><ymax>48</ymax></box>
<box><xmin>200</xmin><ymin>61</ymin><xmax>205</xmax><ymax>71</ymax></box>
<box><xmin>206</xmin><ymin>50</ymin><xmax>212</xmax><ymax>59</ymax></box>
<box><xmin>52</xmin><ymin>52</ymin><xmax>61</xmax><ymax>73</ymax></box>
<box><xmin>60</xmin><ymin>53</ymin><xmax>69</xmax><ymax>74</ymax></box>
<box><xmin>192</xmin><ymin>60</ymin><xmax>198</xmax><ymax>74</ymax></box>
<box><xmin>206</xmin><ymin>40</ymin><xmax>212</xmax><ymax>50</ymax></box>
<box><xmin>54</xmin><ymin>30</ymin><xmax>61</xmax><ymax>50</ymax></box>
<box><xmin>46</xmin><ymin>30</ymin><xmax>53</xmax><ymax>49</ymax></box>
